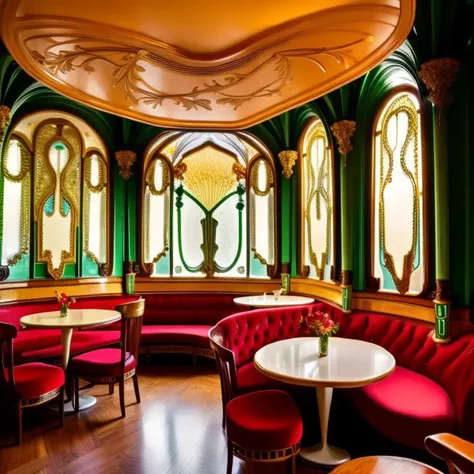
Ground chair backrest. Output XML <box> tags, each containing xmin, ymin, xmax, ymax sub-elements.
<box><xmin>425</xmin><ymin>433</ymin><xmax>474</xmax><ymax>474</ymax></box>
<box><xmin>116</xmin><ymin>298</ymin><xmax>145</xmax><ymax>366</ymax></box>
<box><xmin>0</xmin><ymin>322</ymin><xmax>17</xmax><ymax>387</ymax></box>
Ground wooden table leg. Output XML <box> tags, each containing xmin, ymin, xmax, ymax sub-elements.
<box><xmin>300</xmin><ymin>387</ymin><xmax>350</xmax><ymax>467</ymax></box>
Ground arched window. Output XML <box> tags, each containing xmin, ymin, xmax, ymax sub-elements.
<box><xmin>371</xmin><ymin>90</ymin><xmax>426</xmax><ymax>295</ymax></box>
<box><xmin>141</xmin><ymin>132</ymin><xmax>277</xmax><ymax>278</ymax></box>
<box><xmin>0</xmin><ymin>113</ymin><xmax>110</xmax><ymax>280</ymax></box>
<box><xmin>299</xmin><ymin>118</ymin><xmax>335</xmax><ymax>281</ymax></box>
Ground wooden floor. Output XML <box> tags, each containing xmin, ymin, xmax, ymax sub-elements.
<box><xmin>0</xmin><ymin>364</ymin><xmax>327</xmax><ymax>474</ymax></box>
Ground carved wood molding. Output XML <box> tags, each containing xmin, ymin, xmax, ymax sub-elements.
<box><xmin>0</xmin><ymin>0</ymin><xmax>415</xmax><ymax>128</ymax></box>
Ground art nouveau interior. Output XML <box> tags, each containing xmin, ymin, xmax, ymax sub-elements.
<box><xmin>0</xmin><ymin>1</ymin><xmax>473</xmax><ymax>473</ymax></box>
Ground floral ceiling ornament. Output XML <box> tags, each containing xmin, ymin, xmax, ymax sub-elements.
<box><xmin>419</xmin><ymin>58</ymin><xmax>460</xmax><ymax>126</ymax></box>
<box><xmin>330</xmin><ymin>120</ymin><xmax>357</xmax><ymax>166</ymax></box>
<box><xmin>0</xmin><ymin>105</ymin><xmax>10</xmax><ymax>141</ymax></box>
<box><xmin>278</xmin><ymin>150</ymin><xmax>298</xmax><ymax>179</ymax></box>
<box><xmin>115</xmin><ymin>150</ymin><xmax>136</xmax><ymax>180</ymax></box>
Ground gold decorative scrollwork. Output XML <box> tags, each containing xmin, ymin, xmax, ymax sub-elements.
<box><xmin>0</xmin><ymin>105</ymin><xmax>10</xmax><ymax>141</ymax></box>
<box><xmin>330</xmin><ymin>120</ymin><xmax>356</xmax><ymax>165</ymax></box>
<box><xmin>379</xmin><ymin>94</ymin><xmax>420</xmax><ymax>295</ymax></box>
<box><xmin>115</xmin><ymin>150</ymin><xmax>136</xmax><ymax>180</ymax></box>
<box><xmin>26</xmin><ymin>34</ymin><xmax>370</xmax><ymax>112</ymax></box>
<box><xmin>144</xmin><ymin>156</ymin><xmax>171</xmax><ymax>267</ymax></box>
<box><xmin>173</xmin><ymin>162</ymin><xmax>187</xmax><ymax>181</ymax></box>
<box><xmin>3</xmin><ymin>137</ymin><xmax>31</xmax><ymax>266</ymax></box>
<box><xmin>35</xmin><ymin>121</ymin><xmax>81</xmax><ymax>279</ymax></box>
<box><xmin>250</xmin><ymin>158</ymin><xmax>273</xmax><ymax>197</ymax></box>
<box><xmin>304</xmin><ymin>120</ymin><xmax>333</xmax><ymax>280</ymax></box>
<box><xmin>278</xmin><ymin>150</ymin><xmax>298</xmax><ymax>178</ymax></box>
<box><xmin>83</xmin><ymin>152</ymin><xmax>108</xmax><ymax>265</ymax></box>
<box><xmin>146</xmin><ymin>156</ymin><xmax>171</xmax><ymax>196</ymax></box>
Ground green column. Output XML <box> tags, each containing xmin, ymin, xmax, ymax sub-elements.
<box><xmin>340</xmin><ymin>158</ymin><xmax>353</xmax><ymax>311</ymax></box>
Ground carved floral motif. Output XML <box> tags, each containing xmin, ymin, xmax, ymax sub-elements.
<box><xmin>115</xmin><ymin>150</ymin><xmax>136</xmax><ymax>180</ymax></box>
<box><xmin>0</xmin><ymin>105</ymin><xmax>10</xmax><ymax>140</ymax></box>
<box><xmin>278</xmin><ymin>150</ymin><xmax>298</xmax><ymax>179</ymax></box>
<box><xmin>330</xmin><ymin>120</ymin><xmax>356</xmax><ymax>165</ymax></box>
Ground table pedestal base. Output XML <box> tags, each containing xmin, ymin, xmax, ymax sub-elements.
<box><xmin>300</xmin><ymin>443</ymin><xmax>350</xmax><ymax>466</ymax></box>
<box><xmin>48</xmin><ymin>395</ymin><xmax>97</xmax><ymax>413</ymax></box>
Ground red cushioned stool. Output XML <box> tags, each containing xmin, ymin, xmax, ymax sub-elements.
<box><xmin>0</xmin><ymin>322</ymin><xmax>65</xmax><ymax>444</ymax></box>
<box><xmin>225</xmin><ymin>390</ymin><xmax>303</xmax><ymax>474</ymax></box>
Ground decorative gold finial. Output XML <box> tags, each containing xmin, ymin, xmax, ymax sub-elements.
<box><xmin>0</xmin><ymin>105</ymin><xmax>10</xmax><ymax>141</ymax></box>
<box><xmin>330</xmin><ymin>120</ymin><xmax>356</xmax><ymax>166</ymax></box>
<box><xmin>115</xmin><ymin>150</ymin><xmax>136</xmax><ymax>180</ymax></box>
<box><xmin>419</xmin><ymin>58</ymin><xmax>460</xmax><ymax>125</ymax></box>
<box><xmin>232</xmin><ymin>162</ymin><xmax>246</xmax><ymax>181</ymax></box>
<box><xmin>173</xmin><ymin>161</ymin><xmax>187</xmax><ymax>181</ymax></box>
<box><xmin>278</xmin><ymin>150</ymin><xmax>298</xmax><ymax>179</ymax></box>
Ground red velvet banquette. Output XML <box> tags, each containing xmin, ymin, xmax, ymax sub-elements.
<box><xmin>1</xmin><ymin>293</ymin><xmax>246</xmax><ymax>363</ymax></box>
<box><xmin>209</xmin><ymin>302</ymin><xmax>474</xmax><ymax>450</ymax></box>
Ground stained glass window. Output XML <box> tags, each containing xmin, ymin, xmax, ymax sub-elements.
<box><xmin>0</xmin><ymin>115</ymin><xmax>110</xmax><ymax>281</ymax></box>
<box><xmin>372</xmin><ymin>91</ymin><xmax>425</xmax><ymax>295</ymax></box>
<box><xmin>1</xmin><ymin>138</ymin><xmax>31</xmax><ymax>273</ymax></box>
<box><xmin>300</xmin><ymin>118</ymin><xmax>335</xmax><ymax>280</ymax></box>
<box><xmin>142</xmin><ymin>132</ymin><xmax>276</xmax><ymax>278</ymax></box>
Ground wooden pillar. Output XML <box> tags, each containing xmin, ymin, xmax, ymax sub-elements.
<box><xmin>419</xmin><ymin>58</ymin><xmax>460</xmax><ymax>342</ymax></box>
<box><xmin>330</xmin><ymin>120</ymin><xmax>356</xmax><ymax>311</ymax></box>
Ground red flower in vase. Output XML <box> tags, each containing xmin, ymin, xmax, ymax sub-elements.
<box><xmin>55</xmin><ymin>291</ymin><xmax>76</xmax><ymax>308</ymax></box>
<box><xmin>298</xmin><ymin>309</ymin><xmax>339</xmax><ymax>337</ymax></box>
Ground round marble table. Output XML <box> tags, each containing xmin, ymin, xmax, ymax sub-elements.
<box><xmin>330</xmin><ymin>456</ymin><xmax>442</xmax><ymax>473</ymax></box>
<box><xmin>21</xmin><ymin>309</ymin><xmax>121</xmax><ymax>412</ymax></box>
<box><xmin>234</xmin><ymin>294</ymin><xmax>314</xmax><ymax>308</ymax></box>
<box><xmin>254</xmin><ymin>337</ymin><xmax>395</xmax><ymax>467</ymax></box>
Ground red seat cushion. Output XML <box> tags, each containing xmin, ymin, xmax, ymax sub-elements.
<box><xmin>236</xmin><ymin>361</ymin><xmax>279</xmax><ymax>392</ymax></box>
<box><xmin>140</xmin><ymin>325</ymin><xmax>212</xmax><ymax>348</ymax></box>
<box><xmin>226</xmin><ymin>390</ymin><xmax>303</xmax><ymax>451</ymax></box>
<box><xmin>7</xmin><ymin>362</ymin><xmax>65</xmax><ymax>400</ymax></box>
<box><xmin>70</xmin><ymin>348</ymin><xmax>136</xmax><ymax>377</ymax></box>
<box><xmin>349</xmin><ymin>366</ymin><xmax>456</xmax><ymax>449</ymax></box>
<box><xmin>19</xmin><ymin>330</ymin><xmax>121</xmax><ymax>361</ymax></box>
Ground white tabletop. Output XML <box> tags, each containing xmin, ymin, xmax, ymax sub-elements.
<box><xmin>234</xmin><ymin>295</ymin><xmax>314</xmax><ymax>307</ymax></box>
<box><xmin>254</xmin><ymin>337</ymin><xmax>395</xmax><ymax>388</ymax></box>
<box><xmin>20</xmin><ymin>309</ymin><xmax>121</xmax><ymax>329</ymax></box>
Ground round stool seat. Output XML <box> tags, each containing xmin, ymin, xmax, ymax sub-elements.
<box><xmin>226</xmin><ymin>389</ymin><xmax>303</xmax><ymax>451</ymax></box>
<box><xmin>330</xmin><ymin>456</ymin><xmax>443</xmax><ymax>473</ymax></box>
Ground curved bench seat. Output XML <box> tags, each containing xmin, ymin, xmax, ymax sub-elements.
<box><xmin>210</xmin><ymin>303</ymin><xmax>474</xmax><ymax>449</ymax></box>
<box><xmin>140</xmin><ymin>325</ymin><xmax>212</xmax><ymax>349</ymax></box>
<box><xmin>349</xmin><ymin>366</ymin><xmax>456</xmax><ymax>449</ymax></box>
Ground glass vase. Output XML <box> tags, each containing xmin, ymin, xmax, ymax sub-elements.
<box><xmin>319</xmin><ymin>334</ymin><xmax>329</xmax><ymax>357</ymax></box>
<box><xmin>60</xmin><ymin>304</ymin><xmax>69</xmax><ymax>318</ymax></box>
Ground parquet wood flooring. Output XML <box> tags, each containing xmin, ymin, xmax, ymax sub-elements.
<box><xmin>0</xmin><ymin>365</ymin><xmax>327</xmax><ymax>474</ymax></box>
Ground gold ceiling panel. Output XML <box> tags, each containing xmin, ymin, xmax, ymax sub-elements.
<box><xmin>0</xmin><ymin>0</ymin><xmax>415</xmax><ymax>129</ymax></box>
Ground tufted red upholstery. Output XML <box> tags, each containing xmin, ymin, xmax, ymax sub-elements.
<box><xmin>70</xmin><ymin>348</ymin><xmax>137</xmax><ymax>377</ymax></box>
<box><xmin>226</xmin><ymin>390</ymin><xmax>303</xmax><ymax>451</ymax></box>
<box><xmin>6</xmin><ymin>362</ymin><xmax>65</xmax><ymax>400</ymax></box>
<box><xmin>211</xmin><ymin>303</ymin><xmax>474</xmax><ymax>446</ymax></box>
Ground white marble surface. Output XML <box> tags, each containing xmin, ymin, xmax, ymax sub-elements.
<box><xmin>20</xmin><ymin>309</ymin><xmax>121</xmax><ymax>329</ymax></box>
<box><xmin>254</xmin><ymin>337</ymin><xmax>395</xmax><ymax>388</ymax></box>
<box><xmin>234</xmin><ymin>294</ymin><xmax>314</xmax><ymax>307</ymax></box>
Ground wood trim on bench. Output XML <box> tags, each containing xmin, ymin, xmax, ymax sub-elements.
<box><xmin>140</xmin><ymin>345</ymin><xmax>215</xmax><ymax>359</ymax></box>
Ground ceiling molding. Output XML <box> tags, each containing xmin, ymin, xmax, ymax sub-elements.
<box><xmin>0</xmin><ymin>0</ymin><xmax>415</xmax><ymax>129</ymax></box>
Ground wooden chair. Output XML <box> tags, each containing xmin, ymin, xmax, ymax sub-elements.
<box><xmin>71</xmin><ymin>298</ymin><xmax>145</xmax><ymax>418</ymax></box>
<box><xmin>425</xmin><ymin>433</ymin><xmax>474</xmax><ymax>474</ymax></box>
<box><xmin>0</xmin><ymin>322</ymin><xmax>65</xmax><ymax>444</ymax></box>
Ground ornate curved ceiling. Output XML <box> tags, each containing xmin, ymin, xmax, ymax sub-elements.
<box><xmin>0</xmin><ymin>0</ymin><xmax>415</xmax><ymax>129</ymax></box>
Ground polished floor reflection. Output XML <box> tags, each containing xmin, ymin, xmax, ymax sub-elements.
<box><xmin>0</xmin><ymin>364</ymin><xmax>325</xmax><ymax>474</ymax></box>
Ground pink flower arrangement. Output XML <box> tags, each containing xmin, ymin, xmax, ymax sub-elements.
<box><xmin>55</xmin><ymin>291</ymin><xmax>75</xmax><ymax>308</ymax></box>
<box><xmin>299</xmin><ymin>309</ymin><xmax>339</xmax><ymax>337</ymax></box>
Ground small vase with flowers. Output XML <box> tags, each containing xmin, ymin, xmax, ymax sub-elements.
<box><xmin>299</xmin><ymin>309</ymin><xmax>339</xmax><ymax>357</ymax></box>
<box><xmin>55</xmin><ymin>291</ymin><xmax>76</xmax><ymax>318</ymax></box>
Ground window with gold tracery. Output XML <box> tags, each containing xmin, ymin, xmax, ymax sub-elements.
<box><xmin>0</xmin><ymin>115</ymin><xmax>110</xmax><ymax>281</ymax></box>
<box><xmin>372</xmin><ymin>91</ymin><xmax>425</xmax><ymax>295</ymax></box>
<box><xmin>142</xmin><ymin>132</ymin><xmax>277</xmax><ymax>279</ymax></box>
<box><xmin>300</xmin><ymin>118</ymin><xmax>335</xmax><ymax>281</ymax></box>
